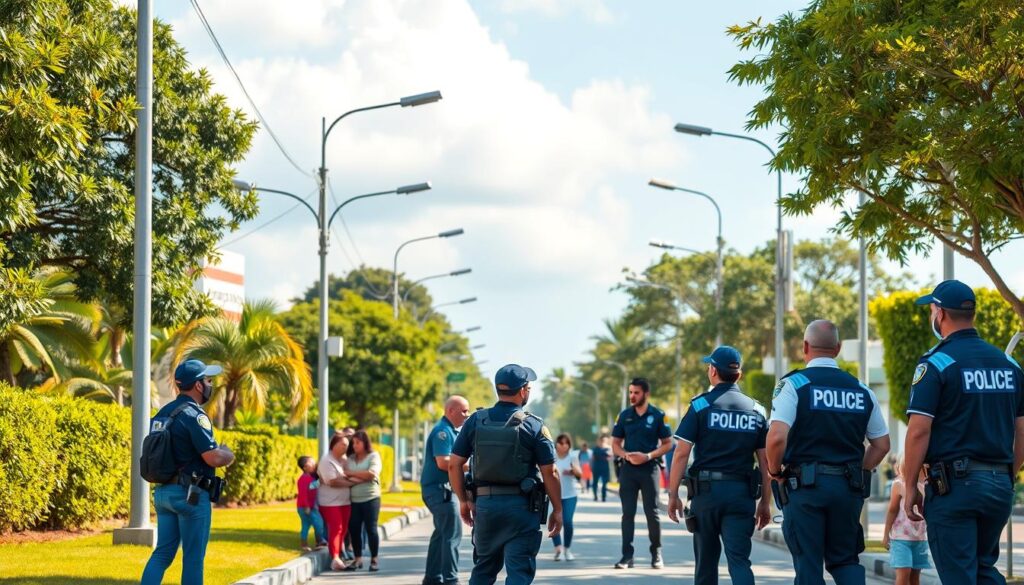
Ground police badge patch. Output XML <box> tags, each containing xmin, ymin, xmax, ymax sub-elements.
<box><xmin>541</xmin><ymin>425</ymin><xmax>553</xmax><ymax>440</ymax></box>
<box><xmin>438</xmin><ymin>430</ymin><xmax>447</xmax><ymax>442</ymax></box>
<box><xmin>772</xmin><ymin>380</ymin><xmax>786</xmax><ymax>399</ymax></box>
<box><xmin>912</xmin><ymin>364</ymin><xmax>928</xmax><ymax>385</ymax></box>
<box><xmin>197</xmin><ymin>414</ymin><xmax>213</xmax><ymax>431</ymax></box>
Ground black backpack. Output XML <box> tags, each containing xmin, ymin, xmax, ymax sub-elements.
<box><xmin>140</xmin><ymin>403</ymin><xmax>191</xmax><ymax>484</ymax></box>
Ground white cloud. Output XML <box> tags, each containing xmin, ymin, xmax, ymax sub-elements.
<box><xmin>499</xmin><ymin>0</ymin><xmax>614</xmax><ymax>23</ymax></box>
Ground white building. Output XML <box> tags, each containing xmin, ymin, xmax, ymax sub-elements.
<box><xmin>195</xmin><ymin>250</ymin><xmax>245</xmax><ymax>322</ymax></box>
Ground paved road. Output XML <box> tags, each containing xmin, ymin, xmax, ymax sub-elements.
<box><xmin>310</xmin><ymin>495</ymin><xmax>888</xmax><ymax>584</ymax></box>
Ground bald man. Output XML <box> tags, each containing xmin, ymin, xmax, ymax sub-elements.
<box><xmin>766</xmin><ymin>320</ymin><xmax>890</xmax><ymax>585</ymax></box>
<box><xmin>422</xmin><ymin>396</ymin><xmax>471</xmax><ymax>585</ymax></box>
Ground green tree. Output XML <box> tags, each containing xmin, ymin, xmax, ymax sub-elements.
<box><xmin>276</xmin><ymin>291</ymin><xmax>444</xmax><ymax>426</ymax></box>
<box><xmin>300</xmin><ymin>267</ymin><xmax>434</xmax><ymax>320</ymax></box>
<box><xmin>0</xmin><ymin>0</ymin><xmax>258</xmax><ymax>326</ymax></box>
<box><xmin>174</xmin><ymin>300</ymin><xmax>312</xmax><ymax>428</ymax></box>
<box><xmin>729</xmin><ymin>0</ymin><xmax>1024</xmax><ymax>321</ymax></box>
<box><xmin>0</xmin><ymin>269</ymin><xmax>99</xmax><ymax>385</ymax></box>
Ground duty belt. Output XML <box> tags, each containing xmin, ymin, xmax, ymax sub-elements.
<box><xmin>696</xmin><ymin>471</ymin><xmax>748</xmax><ymax>481</ymax></box>
<box><xmin>475</xmin><ymin>485</ymin><xmax>523</xmax><ymax>497</ymax></box>
<box><xmin>930</xmin><ymin>459</ymin><xmax>1011</xmax><ymax>475</ymax></box>
<box><xmin>787</xmin><ymin>463</ymin><xmax>847</xmax><ymax>476</ymax></box>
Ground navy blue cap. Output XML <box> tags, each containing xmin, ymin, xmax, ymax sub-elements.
<box><xmin>174</xmin><ymin>359</ymin><xmax>223</xmax><ymax>388</ymax></box>
<box><xmin>702</xmin><ymin>345</ymin><xmax>742</xmax><ymax>374</ymax></box>
<box><xmin>915</xmin><ymin>280</ymin><xmax>976</xmax><ymax>310</ymax></box>
<box><xmin>494</xmin><ymin>363</ymin><xmax>537</xmax><ymax>392</ymax></box>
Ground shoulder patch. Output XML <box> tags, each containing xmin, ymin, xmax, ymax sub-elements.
<box><xmin>540</xmin><ymin>425</ymin><xmax>553</xmax><ymax>441</ymax></box>
<box><xmin>196</xmin><ymin>413</ymin><xmax>213</xmax><ymax>431</ymax></box>
<box><xmin>926</xmin><ymin>352</ymin><xmax>955</xmax><ymax>372</ymax></box>
<box><xmin>437</xmin><ymin>430</ymin><xmax>448</xmax><ymax>442</ymax></box>
<box><xmin>788</xmin><ymin>373</ymin><xmax>811</xmax><ymax>390</ymax></box>
<box><xmin>772</xmin><ymin>380</ymin><xmax>786</xmax><ymax>399</ymax></box>
<box><xmin>692</xmin><ymin>397</ymin><xmax>710</xmax><ymax>412</ymax></box>
<box><xmin>912</xmin><ymin>363</ymin><xmax>928</xmax><ymax>385</ymax></box>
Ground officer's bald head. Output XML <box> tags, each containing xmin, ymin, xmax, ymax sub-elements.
<box><xmin>445</xmin><ymin>395</ymin><xmax>471</xmax><ymax>427</ymax></box>
<box><xmin>804</xmin><ymin>319</ymin><xmax>842</xmax><ymax>358</ymax></box>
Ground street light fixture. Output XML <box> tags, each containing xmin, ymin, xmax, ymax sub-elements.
<box><xmin>418</xmin><ymin>297</ymin><xmax>478</xmax><ymax>325</ymax></box>
<box><xmin>649</xmin><ymin>240</ymin><xmax>707</xmax><ymax>257</ymax></box>
<box><xmin>402</xmin><ymin>268</ymin><xmax>472</xmax><ymax>303</ymax></box>
<box><xmin>674</xmin><ymin>122</ymin><xmax>785</xmax><ymax>381</ymax></box>
<box><xmin>648</xmin><ymin>179</ymin><xmax>724</xmax><ymax>345</ymax></box>
<box><xmin>462</xmin><ymin>326</ymin><xmax>482</xmax><ymax>334</ymax></box>
<box><xmin>393</xmin><ymin>229</ymin><xmax>466</xmax><ymax>319</ymax></box>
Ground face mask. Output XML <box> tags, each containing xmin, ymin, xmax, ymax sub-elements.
<box><xmin>199</xmin><ymin>379</ymin><xmax>213</xmax><ymax>404</ymax></box>
<box><xmin>931</xmin><ymin>313</ymin><xmax>944</xmax><ymax>341</ymax></box>
<box><xmin>522</xmin><ymin>388</ymin><xmax>530</xmax><ymax>407</ymax></box>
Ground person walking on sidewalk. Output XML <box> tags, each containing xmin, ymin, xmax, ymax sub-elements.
<box><xmin>882</xmin><ymin>454</ymin><xmax>931</xmax><ymax>585</ymax></box>
<box><xmin>668</xmin><ymin>346</ymin><xmax>772</xmax><ymax>585</ymax></box>
<box><xmin>591</xmin><ymin>434</ymin><xmax>611</xmax><ymax>502</ymax></box>
<box><xmin>903</xmin><ymin>280</ymin><xmax>1024</xmax><ymax>585</ymax></box>
<box><xmin>551</xmin><ymin>434</ymin><xmax>582</xmax><ymax>562</ymax></box>
<box><xmin>612</xmin><ymin>377</ymin><xmax>673</xmax><ymax>570</ymax></box>
<box><xmin>421</xmin><ymin>395</ymin><xmax>470</xmax><ymax>585</ymax></box>
<box><xmin>767</xmin><ymin>320</ymin><xmax>890</xmax><ymax>585</ymax></box>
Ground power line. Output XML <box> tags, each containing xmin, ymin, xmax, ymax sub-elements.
<box><xmin>219</xmin><ymin>189</ymin><xmax>317</xmax><ymax>248</ymax></box>
<box><xmin>189</xmin><ymin>0</ymin><xmax>312</xmax><ymax>179</ymax></box>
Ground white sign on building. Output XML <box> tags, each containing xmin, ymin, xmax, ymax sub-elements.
<box><xmin>195</xmin><ymin>250</ymin><xmax>245</xmax><ymax>322</ymax></box>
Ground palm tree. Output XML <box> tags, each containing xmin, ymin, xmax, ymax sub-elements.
<box><xmin>0</xmin><ymin>269</ymin><xmax>100</xmax><ymax>386</ymax></box>
<box><xmin>173</xmin><ymin>300</ymin><xmax>312</xmax><ymax>428</ymax></box>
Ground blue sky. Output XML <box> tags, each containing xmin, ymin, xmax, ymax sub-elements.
<box><xmin>135</xmin><ymin>0</ymin><xmax>1024</xmax><ymax>386</ymax></box>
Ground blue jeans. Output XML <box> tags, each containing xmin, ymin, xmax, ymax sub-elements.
<box><xmin>925</xmin><ymin>470</ymin><xmax>1012</xmax><ymax>585</ymax></box>
<box><xmin>423</xmin><ymin>483</ymin><xmax>461</xmax><ymax>585</ymax></box>
<box><xmin>470</xmin><ymin>494</ymin><xmax>542</xmax><ymax>585</ymax></box>
<box><xmin>298</xmin><ymin>507</ymin><xmax>325</xmax><ymax>545</ymax></box>
<box><xmin>141</xmin><ymin>484</ymin><xmax>211</xmax><ymax>585</ymax></box>
<box><xmin>551</xmin><ymin>496</ymin><xmax>577</xmax><ymax>548</ymax></box>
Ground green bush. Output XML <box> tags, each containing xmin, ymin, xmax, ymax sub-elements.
<box><xmin>872</xmin><ymin>288</ymin><xmax>1024</xmax><ymax>423</ymax></box>
<box><xmin>743</xmin><ymin>370</ymin><xmax>776</xmax><ymax>409</ymax></box>
<box><xmin>0</xmin><ymin>385</ymin><xmax>63</xmax><ymax>532</ymax></box>
<box><xmin>45</xmin><ymin>397</ymin><xmax>132</xmax><ymax>528</ymax></box>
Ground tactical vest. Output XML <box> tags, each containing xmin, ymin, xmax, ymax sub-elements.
<box><xmin>783</xmin><ymin>367</ymin><xmax>872</xmax><ymax>466</ymax></box>
<box><xmin>473</xmin><ymin>409</ymin><xmax>531</xmax><ymax>485</ymax></box>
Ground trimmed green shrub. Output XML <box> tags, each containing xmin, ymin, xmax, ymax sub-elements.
<box><xmin>872</xmin><ymin>288</ymin><xmax>1024</xmax><ymax>423</ymax></box>
<box><xmin>45</xmin><ymin>397</ymin><xmax>132</xmax><ymax>528</ymax></box>
<box><xmin>0</xmin><ymin>385</ymin><xmax>63</xmax><ymax>532</ymax></box>
<box><xmin>743</xmin><ymin>370</ymin><xmax>776</xmax><ymax>409</ymax></box>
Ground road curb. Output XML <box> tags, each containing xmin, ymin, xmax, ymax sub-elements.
<box><xmin>231</xmin><ymin>506</ymin><xmax>431</xmax><ymax>585</ymax></box>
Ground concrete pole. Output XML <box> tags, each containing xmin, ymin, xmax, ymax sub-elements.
<box><xmin>858</xmin><ymin>191</ymin><xmax>871</xmax><ymax>536</ymax></box>
<box><xmin>391</xmin><ymin>408</ymin><xmax>403</xmax><ymax>492</ymax></box>
<box><xmin>943</xmin><ymin>244</ymin><xmax>955</xmax><ymax>280</ymax></box>
<box><xmin>775</xmin><ymin>170</ymin><xmax>785</xmax><ymax>381</ymax></box>
<box><xmin>114</xmin><ymin>0</ymin><xmax>155</xmax><ymax>547</ymax></box>
<box><xmin>317</xmin><ymin>117</ymin><xmax>330</xmax><ymax>459</ymax></box>
<box><xmin>411</xmin><ymin>417</ymin><xmax>420</xmax><ymax>482</ymax></box>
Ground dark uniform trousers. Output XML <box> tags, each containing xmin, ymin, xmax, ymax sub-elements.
<box><xmin>470</xmin><ymin>494</ymin><xmax>542</xmax><ymax>585</ymax></box>
<box><xmin>692</xmin><ymin>480</ymin><xmax>755</xmax><ymax>585</ymax></box>
<box><xmin>782</xmin><ymin>475</ymin><xmax>865</xmax><ymax>585</ymax></box>
<box><xmin>925</xmin><ymin>471</ymin><xmax>1013</xmax><ymax>585</ymax></box>
<box><xmin>618</xmin><ymin>461</ymin><xmax>662</xmax><ymax>558</ymax></box>
<box><xmin>422</xmin><ymin>483</ymin><xmax>461</xmax><ymax>585</ymax></box>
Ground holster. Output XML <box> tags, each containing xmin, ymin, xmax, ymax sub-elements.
<box><xmin>697</xmin><ymin>470</ymin><xmax>712</xmax><ymax>496</ymax></box>
<box><xmin>927</xmin><ymin>462</ymin><xmax>951</xmax><ymax>496</ymax></box>
<box><xmin>845</xmin><ymin>464</ymin><xmax>869</xmax><ymax>498</ymax></box>
<box><xmin>682</xmin><ymin>476</ymin><xmax>695</xmax><ymax>498</ymax></box>
<box><xmin>442</xmin><ymin>482</ymin><xmax>453</xmax><ymax>503</ymax></box>
<box><xmin>800</xmin><ymin>464</ymin><xmax>817</xmax><ymax>488</ymax></box>
<box><xmin>208</xmin><ymin>476</ymin><xmax>225</xmax><ymax>503</ymax></box>
<box><xmin>771</xmin><ymin>479</ymin><xmax>789</xmax><ymax>508</ymax></box>
<box><xmin>683</xmin><ymin>505</ymin><xmax>698</xmax><ymax>533</ymax></box>
<box><xmin>749</xmin><ymin>471</ymin><xmax>763</xmax><ymax>500</ymax></box>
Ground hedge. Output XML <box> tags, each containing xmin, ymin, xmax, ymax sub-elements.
<box><xmin>0</xmin><ymin>384</ymin><xmax>395</xmax><ymax>531</ymax></box>
<box><xmin>872</xmin><ymin>288</ymin><xmax>1024</xmax><ymax>423</ymax></box>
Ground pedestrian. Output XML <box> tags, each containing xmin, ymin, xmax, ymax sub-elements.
<box><xmin>578</xmin><ymin>441</ymin><xmax>592</xmax><ymax>493</ymax></box>
<box><xmin>140</xmin><ymin>359</ymin><xmax>235</xmax><ymax>585</ymax></box>
<box><xmin>296</xmin><ymin>455</ymin><xmax>326</xmax><ymax>551</ymax></box>
<box><xmin>591</xmin><ymin>434</ymin><xmax>611</xmax><ymax>502</ymax></box>
<box><xmin>340</xmin><ymin>426</ymin><xmax>358</xmax><ymax>561</ymax></box>
<box><xmin>318</xmin><ymin>432</ymin><xmax>361</xmax><ymax>571</ymax></box>
<box><xmin>902</xmin><ymin>280</ymin><xmax>1024</xmax><ymax>584</ymax></box>
<box><xmin>667</xmin><ymin>346</ymin><xmax>772</xmax><ymax>585</ymax></box>
<box><xmin>551</xmin><ymin>433</ymin><xmax>582</xmax><ymax>561</ymax></box>
<box><xmin>421</xmin><ymin>395</ymin><xmax>471</xmax><ymax>585</ymax></box>
<box><xmin>449</xmin><ymin>363</ymin><xmax>563</xmax><ymax>585</ymax></box>
<box><xmin>767</xmin><ymin>320</ymin><xmax>890</xmax><ymax>585</ymax></box>
<box><xmin>345</xmin><ymin>430</ymin><xmax>383</xmax><ymax>572</ymax></box>
<box><xmin>611</xmin><ymin>377</ymin><xmax>672</xmax><ymax>569</ymax></box>
<box><xmin>882</xmin><ymin>454</ymin><xmax>931</xmax><ymax>585</ymax></box>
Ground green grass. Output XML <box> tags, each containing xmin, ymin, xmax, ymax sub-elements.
<box><xmin>0</xmin><ymin>487</ymin><xmax>425</xmax><ymax>585</ymax></box>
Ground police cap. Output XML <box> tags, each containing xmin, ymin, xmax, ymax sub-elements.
<box><xmin>175</xmin><ymin>359</ymin><xmax>223</xmax><ymax>388</ymax></box>
<box><xmin>915</xmin><ymin>279</ymin><xmax>976</xmax><ymax>311</ymax></box>
<box><xmin>495</xmin><ymin>363</ymin><xmax>537</xmax><ymax>392</ymax></box>
<box><xmin>702</xmin><ymin>345</ymin><xmax>742</xmax><ymax>374</ymax></box>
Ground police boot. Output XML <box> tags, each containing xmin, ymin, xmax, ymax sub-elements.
<box><xmin>651</xmin><ymin>548</ymin><xmax>664</xmax><ymax>569</ymax></box>
<box><xmin>614</xmin><ymin>557</ymin><xmax>634</xmax><ymax>569</ymax></box>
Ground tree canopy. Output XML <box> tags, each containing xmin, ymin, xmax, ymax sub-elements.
<box><xmin>728</xmin><ymin>0</ymin><xmax>1024</xmax><ymax>320</ymax></box>
<box><xmin>0</xmin><ymin>0</ymin><xmax>258</xmax><ymax>326</ymax></box>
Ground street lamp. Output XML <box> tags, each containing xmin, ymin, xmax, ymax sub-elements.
<box><xmin>393</xmin><ymin>229</ymin><xmax>466</xmax><ymax>319</ymax></box>
<box><xmin>627</xmin><ymin>276</ymin><xmax>685</xmax><ymax>420</ymax></box>
<box><xmin>231</xmin><ymin>179</ymin><xmax>430</xmax><ymax>458</ymax></box>
<box><xmin>461</xmin><ymin>326</ymin><xmax>482</xmax><ymax>334</ymax></box>
<box><xmin>402</xmin><ymin>268</ymin><xmax>472</xmax><ymax>303</ymax></box>
<box><xmin>418</xmin><ymin>297</ymin><xmax>478</xmax><ymax>326</ymax></box>
<box><xmin>648</xmin><ymin>179</ymin><xmax>724</xmax><ymax>346</ymax></box>
<box><xmin>674</xmin><ymin>122</ymin><xmax>785</xmax><ymax>381</ymax></box>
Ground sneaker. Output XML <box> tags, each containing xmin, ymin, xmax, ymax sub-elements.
<box><xmin>331</xmin><ymin>559</ymin><xmax>345</xmax><ymax>571</ymax></box>
<box><xmin>652</xmin><ymin>550</ymin><xmax>664</xmax><ymax>569</ymax></box>
<box><xmin>614</xmin><ymin>557</ymin><xmax>634</xmax><ymax>569</ymax></box>
<box><xmin>553</xmin><ymin>548</ymin><xmax>562</xmax><ymax>561</ymax></box>
<box><xmin>565</xmin><ymin>549</ymin><xmax>575</xmax><ymax>561</ymax></box>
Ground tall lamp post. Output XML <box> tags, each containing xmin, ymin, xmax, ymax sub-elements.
<box><xmin>316</xmin><ymin>91</ymin><xmax>441</xmax><ymax>456</ymax></box>
<box><xmin>231</xmin><ymin>180</ymin><xmax>431</xmax><ymax>458</ymax></box>
<box><xmin>418</xmin><ymin>297</ymin><xmax>478</xmax><ymax>326</ymax></box>
<box><xmin>648</xmin><ymin>179</ymin><xmax>724</xmax><ymax>346</ymax></box>
<box><xmin>674</xmin><ymin>123</ymin><xmax>785</xmax><ymax>380</ymax></box>
<box><xmin>390</xmin><ymin>229</ymin><xmax>464</xmax><ymax>493</ymax></box>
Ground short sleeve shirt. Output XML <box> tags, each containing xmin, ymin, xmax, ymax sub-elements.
<box><xmin>907</xmin><ymin>329</ymin><xmax>1024</xmax><ymax>464</ymax></box>
<box><xmin>675</xmin><ymin>383</ymin><xmax>767</xmax><ymax>474</ymax></box>
<box><xmin>452</xmin><ymin>402</ymin><xmax>556</xmax><ymax>482</ymax></box>
<box><xmin>421</xmin><ymin>416</ymin><xmax>457</xmax><ymax>486</ymax></box>
<box><xmin>150</xmin><ymin>394</ymin><xmax>217</xmax><ymax>479</ymax></box>
<box><xmin>612</xmin><ymin>404</ymin><xmax>671</xmax><ymax>454</ymax></box>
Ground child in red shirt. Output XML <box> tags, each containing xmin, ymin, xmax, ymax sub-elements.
<box><xmin>297</xmin><ymin>456</ymin><xmax>326</xmax><ymax>551</ymax></box>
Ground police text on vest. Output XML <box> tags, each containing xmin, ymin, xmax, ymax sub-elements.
<box><xmin>810</xmin><ymin>388</ymin><xmax>866</xmax><ymax>412</ymax></box>
<box><xmin>707</xmin><ymin>410</ymin><xmax>759</xmax><ymax>433</ymax></box>
<box><xmin>962</xmin><ymin>369</ymin><xmax>1015</xmax><ymax>393</ymax></box>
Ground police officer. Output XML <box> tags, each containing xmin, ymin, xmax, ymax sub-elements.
<box><xmin>449</xmin><ymin>364</ymin><xmax>563</xmax><ymax>585</ymax></box>
<box><xmin>767</xmin><ymin>320</ymin><xmax>890</xmax><ymax>585</ymax></box>
<box><xmin>612</xmin><ymin>377</ymin><xmax>672</xmax><ymax>569</ymax></box>
<box><xmin>903</xmin><ymin>280</ymin><xmax>1024</xmax><ymax>584</ymax></box>
<box><xmin>422</xmin><ymin>395</ymin><xmax>471</xmax><ymax>585</ymax></box>
<box><xmin>667</xmin><ymin>346</ymin><xmax>772</xmax><ymax>585</ymax></box>
<box><xmin>141</xmin><ymin>359</ymin><xmax>236</xmax><ymax>585</ymax></box>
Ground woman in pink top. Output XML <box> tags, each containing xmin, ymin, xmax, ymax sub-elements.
<box><xmin>883</xmin><ymin>455</ymin><xmax>932</xmax><ymax>584</ymax></box>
